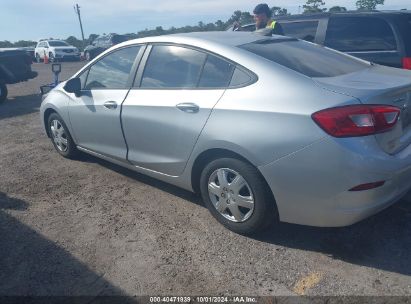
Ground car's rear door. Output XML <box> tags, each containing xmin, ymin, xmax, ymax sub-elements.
<box><xmin>121</xmin><ymin>44</ymin><xmax>235</xmax><ymax>176</ymax></box>
<box><xmin>68</xmin><ymin>45</ymin><xmax>144</xmax><ymax>161</ymax></box>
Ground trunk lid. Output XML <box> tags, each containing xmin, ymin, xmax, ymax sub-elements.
<box><xmin>314</xmin><ymin>65</ymin><xmax>411</xmax><ymax>154</ymax></box>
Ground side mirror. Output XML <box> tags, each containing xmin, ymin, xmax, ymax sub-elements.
<box><xmin>64</xmin><ymin>78</ymin><xmax>81</xmax><ymax>97</ymax></box>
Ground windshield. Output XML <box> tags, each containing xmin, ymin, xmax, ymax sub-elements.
<box><xmin>239</xmin><ymin>39</ymin><xmax>371</xmax><ymax>77</ymax></box>
<box><xmin>48</xmin><ymin>41</ymin><xmax>69</xmax><ymax>47</ymax></box>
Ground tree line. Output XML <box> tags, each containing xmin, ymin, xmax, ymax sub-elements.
<box><xmin>0</xmin><ymin>0</ymin><xmax>388</xmax><ymax>49</ymax></box>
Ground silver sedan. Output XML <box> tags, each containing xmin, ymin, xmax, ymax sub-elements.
<box><xmin>40</xmin><ymin>32</ymin><xmax>411</xmax><ymax>235</ymax></box>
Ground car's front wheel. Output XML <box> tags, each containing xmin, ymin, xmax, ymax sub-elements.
<box><xmin>47</xmin><ymin>113</ymin><xmax>78</xmax><ymax>158</ymax></box>
<box><xmin>0</xmin><ymin>81</ymin><xmax>7</xmax><ymax>104</ymax></box>
<box><xmin>200</xmin><ymin>157</ymin><xmax>277</xmax><ymax>235</ymax></box>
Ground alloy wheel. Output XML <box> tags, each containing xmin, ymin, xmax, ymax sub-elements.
<box><xmin>50</xmin><ymin>120</ymin><xmax>68</xmax><ymax>152</ymax></box>
<box><xmin>207</xmin><ymin>168</ymin><xmax>255</xmax><ymax>223</ymax></box>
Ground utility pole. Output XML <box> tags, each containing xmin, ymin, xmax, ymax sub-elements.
<box><xmin>74</xmin><ymin>4</ymin><xmax>85</xmax><ymax>47</ymax></box>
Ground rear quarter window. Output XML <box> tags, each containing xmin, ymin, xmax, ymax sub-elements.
<box><xmin>239</xmin><ymin>39</ymin><xmax>370</xmax><ymax>77</ymax></box>
<box><xmin>325</xmin><ymin>16</ymin><xmax>397</xmax><ymax>52</ymax></box>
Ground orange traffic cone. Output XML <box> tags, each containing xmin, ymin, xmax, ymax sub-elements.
<box><xmin>44</xmin><ymin>51</ymin><xmax>49</xmax><ymax>64</ymax></box>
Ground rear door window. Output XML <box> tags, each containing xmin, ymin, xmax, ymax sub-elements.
<box><xmin>281</xmin><ymin>21</ymin><xmax>319</xmax><ymax>42</ymax></box>
<box><xmin>140</xmin><ymin>45</ymin><xmax>207</xmax><ymax>88</ymax></box>
<box><xmin>198</xmin><ymin>55</ymin><xmax>235</xmax><ymax>88</ymax></box>
<box><xmin>325</xmin><ymin>17</ymin><xmax>397</xmax><ymax>52</ymax></box>
<box><xmin>239</xmin><ymin>39</ymin><xmax>370</xmax><ymax>77</ymax></box>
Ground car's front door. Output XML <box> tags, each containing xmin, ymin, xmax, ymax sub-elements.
<box><xmin>68</xmin><ymin>45</ymin><xmax>143</xmax><ymax>161</ymax></box>
<box><xmin>122</xmin><ymin>44</ymin><xmax>235</xmax><ymax>176</ymax></box>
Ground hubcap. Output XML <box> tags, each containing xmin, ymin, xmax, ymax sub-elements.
<box><xmin>208</xmin><ymin>168</ymin><xmax>254</xmax><ymax>223</ymax></box>
<box><xmin>50</xmin><ymin>120</ymin><xmax>68</xmax><ymax>152</ymax></box>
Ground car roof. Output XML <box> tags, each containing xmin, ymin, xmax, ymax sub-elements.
<box><xmin>38</xmin><ymin>39</ymin><xmax>66</xmax><ymax>43</ymax></box>
<box><xmin>122</xmin><ymin>31</ymin><xmax>288</xmax><ymax>48</ymax></box>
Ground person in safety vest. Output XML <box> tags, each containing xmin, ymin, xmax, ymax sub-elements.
<box><xmin>253</xmin><ymin>3</ymin><xmax>284</xmax><ymax>35</ymax></box>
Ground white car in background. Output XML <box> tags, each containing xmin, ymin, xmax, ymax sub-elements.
<box><xmin>34</xmin><ymin>40</ymin><xmax>80</xmax><ymax>62</ymax></box>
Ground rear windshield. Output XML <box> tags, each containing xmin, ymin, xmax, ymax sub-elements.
<box><xmin>49</xmin><ymin>41</ymin><xmax>69</xmax><ymax>47</ymax></box>
<box><xmin>239</xmin><ymin>39</ymin><xmax>370</xmax><ymax>77</ymax></box>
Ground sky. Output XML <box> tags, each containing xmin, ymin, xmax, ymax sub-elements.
<box><xmin>0</xmin><ymin>0</ymin><xmax>410</xmax><ymax>42</ymax></box>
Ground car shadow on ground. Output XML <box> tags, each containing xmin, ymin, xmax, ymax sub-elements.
<box><xmin>78</xmin><ymin>153</ymin><xmax>203</xmax><ymax>207</ymax></box>
<box><xmin>0</xmin><ymin>192</ymin><xmax>135</xmax><ymax>301</ymax></box>
<box><xmin>256</xmin><ymin>196</ymin><xmax>411</xmax><ymax>275</ymax></box>
<box><xmin>79</xmin><ymin>153</ymin><xmax>411</xmax><ymax>277</ymax></box>
<box><xmin>0</xmin><ymin>94</ymin><xmax>42</xmax><ymax>120</ymax></box>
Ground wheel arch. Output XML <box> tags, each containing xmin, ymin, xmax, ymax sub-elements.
<box><xmin>43</xmin><ymin>108</ymin><xmax>58</xmax><ymax>137</ymax></box>
<box><xmin>191</xmin><ymin>148</ymin><xmax>278</xmax><ymax>216</ymax></box>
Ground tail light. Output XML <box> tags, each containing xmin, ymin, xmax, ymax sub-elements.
<box><xmin>403</xmin><ymin>57</ymin><xmax>411</xmax><ymax>70</ymax></box>
<box><xmin>312</xmin><ymin>105</ymin><xmax>400</xmax><ymax>137</ymax></box>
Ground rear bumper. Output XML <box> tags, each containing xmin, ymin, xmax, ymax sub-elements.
<box><xmin>259</xmin><ymin>137</ymin><xmax>411</xmax><ymax>227</ymax></box>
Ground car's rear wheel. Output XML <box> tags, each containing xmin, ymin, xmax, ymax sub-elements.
<box><xmin>0</xmin><ymin>82</ymin><xmax>7</xmax><ymax>104</ymax></box>
<box><xmin>200</xmin><ymin>157</ymin><xmax>277</xmax><ymax>235</ymax></box>
<box><xmin>47</xmin><ymin>113</ymin><xmax>78</xmax><ymax>158</ymax></box>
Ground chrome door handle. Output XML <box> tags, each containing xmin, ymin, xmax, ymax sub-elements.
<box><xmin>104</xmin><ymin>101</ymin><xmax>117</xmax><ymax>109</ymax></box>
<box><xmin>176</xmin><ymin>103</ymin><xmax>199</xmax><ymax>113</ymax></box>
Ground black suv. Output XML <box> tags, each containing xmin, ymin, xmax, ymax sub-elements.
<box><xmin>232</xmin><ymin>11</ymin><xmax>411</xmax><ymax>70</ymax></box>
<box><xmin>0</xmin><ymin>49</ymin><xmax>37</xmax><ymax>103</ymax></box>
<box><xmin>84</xmin><ymin>34</ymin><xmax>128</xmax><ymax>61</ymax></box>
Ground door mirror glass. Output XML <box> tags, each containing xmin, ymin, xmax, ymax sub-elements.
<box><xmin>64</xmin><ymin>78</ymin><xmax>81</xmax><ymax>96</ymax></box>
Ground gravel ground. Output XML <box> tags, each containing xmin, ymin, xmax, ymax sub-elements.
<box><xmin>0</xmin><ymin>62</ymin><xmax>411</xmax><ymax>297</ymax></box>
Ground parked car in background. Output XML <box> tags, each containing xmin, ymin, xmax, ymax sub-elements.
<box><xmin>40</xmin><ymin>32</ymin><xmax>411</xmax><ymax>234</ymax></box>
<box><xmin>84</xmin><ymin>34</ymin><xmax>128</xmax><ymax>61</ymax></box>
<box><xmin>0</xmin><ymin>49</ymin><xmax>37</xmax><ymax>103</ymax></box>
<box><xmin>35</xmin><ymin>40</ymin><xmax>80</xmax><ymax>63</ymax></box>
<box><xmin>230</xmin><ymin>11</ymin><xmax>411</xmax><ymax>70</ymax></box>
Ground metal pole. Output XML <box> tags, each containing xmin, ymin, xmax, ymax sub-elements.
<box><xmin>74</xmin><ymin>4</ymin><xmax>85</xmax><ymax>47</ymax></box>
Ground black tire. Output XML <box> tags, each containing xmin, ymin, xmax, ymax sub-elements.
<box><xmin>47</xmin><ymin>113</ymin><xmax>78</xmax><ymax>159</ymax></box>
<box><xmin>0</xmin><ymin>82</ymin><xmax>7</xmax><ymax>104</ymax></box>
<box><xmin>35</xmin><ymin>53</ymin><xmax>41</xmax><ymax>63</ymax></box>
<box><xmin>200</xmin><ymin>157</ymin><xmax>277</xmax><ymax>235</ymax></box>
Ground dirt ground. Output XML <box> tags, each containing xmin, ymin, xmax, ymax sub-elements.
<box><xmin>0</xmin><ymin>62</ymin><xmax>411</xmax><ymax>297</ymax></box>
